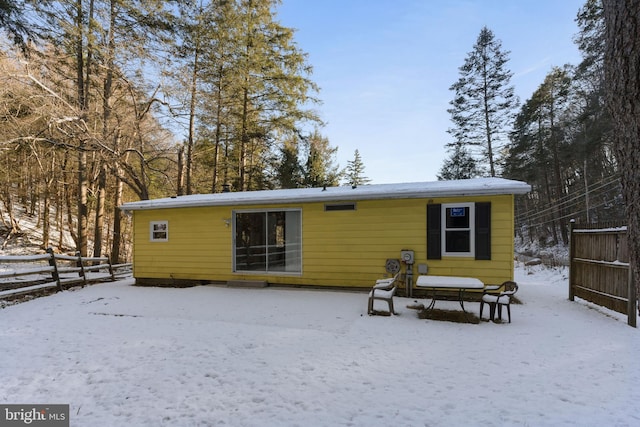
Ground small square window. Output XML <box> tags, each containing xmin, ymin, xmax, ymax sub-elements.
<box><xmin>150</xmin><ymin>221</ymin><xmax>168</xmax><ymax>242</ymax></box>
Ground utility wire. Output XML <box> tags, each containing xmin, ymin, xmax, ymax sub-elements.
<box><xmin>515</xmin><ymin>174</ymin><xmax>621</xmax><ymax>223</ymax></box>
<box><xmin>521</xmin><ymin>197</ymin><xmax>623</xmax><ymax>229</ymax></box>
<box><xmin>516</xmin><ymin>173</ymin><xmax>621</xmax><ymax>221</ymax></box>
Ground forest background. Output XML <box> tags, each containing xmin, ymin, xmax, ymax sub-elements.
<box><xmin>0</xmin><ymin>0</ymin><xmax>630</xmax><ymax>268</ymax></box>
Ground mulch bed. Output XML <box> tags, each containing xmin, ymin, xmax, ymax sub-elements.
<box><xmin>417</xmin><ymin>308</ymin><xmax>481</xmax><ymax>324</ymax></box>
<box><xmin>407</xmin><ymin>302</ymin><xmax>481</xmax><ymax>324</ymax></box>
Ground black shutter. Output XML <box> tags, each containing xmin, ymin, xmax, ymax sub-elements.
<box><xmin>475</xmin><ymin>202</ymin><xmax>491</xmax><ymax>260</ymax></box>
<box><xmin>427</xmin><ymin>204</ymin><xmax>441</xmax><ymax>260</ymax></box>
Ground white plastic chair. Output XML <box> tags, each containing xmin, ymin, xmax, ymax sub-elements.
<box><xmin>367</xmin><ymin>273</ymin><xmax>400</xmax><ymax>316</ymax></box>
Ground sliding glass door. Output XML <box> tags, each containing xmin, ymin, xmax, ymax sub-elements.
<box><xmin>234</xmin><ymin>210</ymin><xmax>301</xmax><ymax>273</ymax></box>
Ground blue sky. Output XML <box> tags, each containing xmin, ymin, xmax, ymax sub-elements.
<box><xmin>276</xmin><ymin>0</ymin><xmax>586</xmax><ymax>184</ymax></box>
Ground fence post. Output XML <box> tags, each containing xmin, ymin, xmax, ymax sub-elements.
<box><xmin>629</xmin><ymin>266</ymin><xmax>637</xmax><ymax>328</ymax></box>
<box><xmin>106</xmin><ymin>254</ymin><xmax>115</xmax><ymax>281</ymax></box>
<box><xmin>568</xmin><ymin>219</ymin><xmax>575</xmax><ymax>301</ymax></box>
<box><xmin>76</xmin><ymin>252</ymin><xmax>87</xmax><ymax>287</ymax></box>
<box><xmin>46</xmin><ymin>247</ymin><xmax>62</xmax><ymax>291</ymax></box>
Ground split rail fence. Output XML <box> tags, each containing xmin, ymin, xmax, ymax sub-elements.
<box><xmin>0</xmin><ymin>248</ymin><xmax>132</xmax><ymax>302</ymax></box>
<box><xmin>569</xmin><ymin>221</ymin><xmax>636</xmax><ymax>327</ymax></box>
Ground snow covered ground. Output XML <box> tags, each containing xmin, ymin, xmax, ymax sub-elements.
<box><xmin>1</xmin><ymin>262</ymin><xmax>638</xmax><ymax>426</ymax></box>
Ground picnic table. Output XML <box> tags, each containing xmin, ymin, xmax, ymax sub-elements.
<box><xmin>415</xmin><ymin>275</ymin><xmax>485</xmax><ymax>321</ymax></box>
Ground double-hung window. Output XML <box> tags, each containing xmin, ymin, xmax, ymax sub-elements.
<box><xmin>427</xmin><ymin>202</ymin><xmax>491</xmax><ymax>260</ymax></box>
<box><xmin>443</xmin><ymin>203</ymin><xmax>474</xmax><ymax>256</ymax></box>
<box><xmin>233</xmin><ymin>209</ymin><xmax>302</xmax><ymax>273</ymax></box>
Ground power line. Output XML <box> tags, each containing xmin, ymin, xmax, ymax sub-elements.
<box><xmin>516</xmin><ymin>173</ymin><xmax>620</xmax><ymax>222</ymax></box>
<box><xmin>521</xmin><ymin>197</ymin><xmax>623</xmax><ymax>229</ymax></box>
<box><xmin>515</xmin><ymin>174</ymin><xmax>621</xmax><ymax>224</ymax></box>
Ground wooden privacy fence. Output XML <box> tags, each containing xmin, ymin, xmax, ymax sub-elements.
<box><xmin>0</xmin><ymin>248</ymin><xmax>132</xmax><ymax>302</ymax></box>
<box><xmin>569</xmin><ymin>221</ymin><xmax>636</xmax><ymax>327</ymax></box>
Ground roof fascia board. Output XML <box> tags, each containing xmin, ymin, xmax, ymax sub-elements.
<box><xmin>120</xmin><ymin>179</ymin><xmax>531</xmax><ymax>211</ymax></box>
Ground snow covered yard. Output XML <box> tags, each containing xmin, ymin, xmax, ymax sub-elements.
<box><xmin>1</xmin><ymin>264</ymin><xmax>638</xmax><ymax>427</ymax></box>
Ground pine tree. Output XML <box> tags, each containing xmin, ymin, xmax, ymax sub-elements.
<box><xmin>177</xmin><ymin>0</ymin><xmax>321</xmax><ymax>192</ymax></box>
<box><xmin>303</xmin><ymin>129</ymin><xmax>342</xmax><ymax>187</ymax></box>
<box><xmin>446</xmin><ymin>26</ymin><xmax>518</xmax><ymax>177</ymax></box>
<box><xmin>574</xmin><ymin>0</ymin><xmax>616</xmax><ymax>221</ymax></box>
<box><xmin>345</xmin><ymin>149</ymin><xmax>370</xmax><ymax>187</ymax></box>
<box><xmin>437</xmin><ymin>144</ymin><xmax>478</xmax><ymax>180</ymax></box>
<box><xmin>504</xmin><ymin>67</ymin><xmax>573</xmax><ymax>245</ymax></box>
<box><xmin>231</xmin><ymin>0</ymin><xmax>320</xmax><ymax>191</ymax></box>
<box><xmin>0</xmin><ymin>0</ymin><xmax>30</xmax><ymax>48</ymax></box>
<box><xmin>276</xmin><ymin>136</ymin><xmax>303</xmax><ymax>189</ymax></box>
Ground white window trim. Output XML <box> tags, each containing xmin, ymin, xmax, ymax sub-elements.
<box><xmin>150</xmin><ymin>220</ymin><xmax>169</xmax><ymax>242</ymax></box>
<box><xmin>441</xmin><ymin>203</ymin><xmax>475</xmax><ymax>257</ymax></box>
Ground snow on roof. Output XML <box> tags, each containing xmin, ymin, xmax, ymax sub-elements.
<box><xmin>120</xmin><ymin>177</ymin><xmax>531</xmax><ymax>211</ymax></box>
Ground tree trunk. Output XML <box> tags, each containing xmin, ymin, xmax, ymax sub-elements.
<box><xmin>42</xmin><ymin>155</ymin><xmax>55</xmax><ymax>250</ymax></box>
<box><xmin>186</xmin><ymin>42</ymin><xmax>200</xmax><ymax>195</ymax></box>
<box><xmin>77</xmin><ymin>148</ymin><xmax>89</xmax><ymax>257</ymax></box>
<box><xmin>42</xmin><ymin>185</ymin><xmax>50</xmax><ymax>250</ymax></box>
<box><xmin>239</xmin><ymin>87</ymin><xmax>249</xmax><ymax>191</ymax></box>
<box><xmin>603</xmin><ymin>0</ymin><xmax>640</xmax><ymax>317</ymax></box>
<box><xmin>56</xmin><ymin>184</ymin><xmax>64</xmax><ymax>250</ymax></box>
<box><xmin>482</xmin><ymin>69</ymin><xmax>496</xmax><ymax>177</ymax></box>
<box><xmin>583</xmin><ymin>158</ymin><xmax>590</xmax><ymax>222</ymax></box>
<box><xmin>75</xmin><ymin>0</ymin><xmax>89</xmax><ymax>257</ymax></box>
<box><xmin>28</xmin><ymin>166</ymin><xmax>37</xmax><ymax>216</ymax></box>
<box><xmin>62</xmin><ymin>152</ymin><xmax>78</xmax><ymax>246</ymax></box>
<box><xmin>552</xmin><ymin>144</ymin><xmax>569</xmax><ymax>244</ymax></box>
<box><xmin>211</xmin><ymin>67</ymin><xmax>224</xmax><ymax>193</ymax></box>
<box><xmin>111</xmin><ymin>171</ymin><xmax>124</xmax><ymax>263</ymax></box>
<box><xmin>93</xmin><ymin>163</ymin><xmax>106</xmax><ymax>257</ymax></box>
<box><xmin>537</xmin><ymin>116</ymin><xmax>558</xmax><ymax>245</ymax></box>
<box><xmin>177</xmin><ymin>145</ymin><xmax>184</xmax><ymax>196</ymax></box>
<box><xmin>95</xmin><ymin>0</ymin><xmax>116</xmax><ymax>258</ymax></box>
<box><xmin>548</xmin><ymin>93</ymin><xmax>568</xmax><ymax>245</ymax></box>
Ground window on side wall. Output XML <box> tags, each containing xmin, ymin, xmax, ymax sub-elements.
<box><xmin>233</xmin><ymin>209</ymin><xmax>302</xmax><ymax>274</ymax></box>
<box><xmin>443</xmin><ymin>203</ymin><xmax>474</xmax><ymax>256</ymax></box>
<box><xmin>150</xmin><ymin>221</ymin><xmax>168</xmax><ymax>242</ymax></box>
<box><xmin>427</xmin><ymin>202</ymin><xmax>491</xmax><ymax>260</ymax></box>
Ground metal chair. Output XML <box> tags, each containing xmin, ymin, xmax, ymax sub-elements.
<box><xmin>479</xmin><ymin>281</ymin><xmax>518</xmax><ymax>323</ymax></box>
<box><xmin>367</xmin><ymin>273</ymin><xmax>400</xmax><ymax>316</ymax></box>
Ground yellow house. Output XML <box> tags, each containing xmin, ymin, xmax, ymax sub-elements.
<box><xmin>120</xmin><ymin>177</ymin><xmax>530</xmax><ymax>293</ymax></box>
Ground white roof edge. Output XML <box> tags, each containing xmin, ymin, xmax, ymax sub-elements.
<box><xmin>120</xmin><ymin>178</ymin><xmax>531</xmax><ymax>211</ymax></box>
